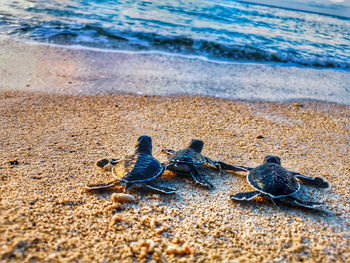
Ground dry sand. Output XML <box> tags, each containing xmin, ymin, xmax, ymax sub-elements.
<box><xmin>0</xmin><ymin>90</ymin><xmax>349</xmax><ymax>262</ymax></box>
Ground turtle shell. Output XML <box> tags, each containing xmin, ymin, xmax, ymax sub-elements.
<box><xmin>168</xmin><ymin>148</ymin><xmax>206</xmax><ymax>170</ymax></box>
<box><xmin>247</xmin><ymin>163</ymin><xmax>300</xmax><ymax>198</ymax></box>
<box><xmin>112</xmin><ymin>153</ymin><xmax>164</xmax><ymax>183</ymax></box>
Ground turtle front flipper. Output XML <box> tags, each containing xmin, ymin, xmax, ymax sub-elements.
<box><xmin>292</xmin><ymin>173</ymin><xmax>330</xmax><ymax>189</ymax></box>
<box><xmin>161</xmin><ymin>148</ymin><xmax>176</xmax><ymax>155</ymax></box>
<box><xmin>229</xmin><ymin>191</ymin><xmax>260</xmax><ymax>200</ymax></box>
<box><xmin>189</xmin><ymin>164</ymin><xmax>214</xmax><ymax>189</ymax></box>
<box><xmin>281</xmin><ymin>195</ymin><xmax>323</xmax><ymax>209</ymax></box>
<box><xmin>96</xmin><ymin>157</ymin><xmax>124</xmax><ymax>171</ymax></box>
<box><xmin>144</xmin><ymin>181</ymin><xmax>177</xmax><ymax>194</ymax></box>
<box><xmin>211</xmin><ymin>160</ymin><xmax>252</xmax><ymax>172</ymax></box>
<box><xmin>86</xmin><ymin>180</ymin><xmax>119</xmax><ymax>190</ymax></box>
<box><xmin>96</xmin><ymin>158</ymin><xmax>111</xmax><ymax>171</ymax></box>
<box><xmin>110</xmin><ymin>157</ymin><xmax>124</xmax><ymax>165</ymax></box>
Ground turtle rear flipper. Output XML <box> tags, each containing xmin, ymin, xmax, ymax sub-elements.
<box><xmin>144</xmin><ymin>181</ymin><xmax>176</xmax><ymax>194</ymax></box>
<box><xmin>212</xmin><ymin>160</ymin><xmax>252</xmax><ymax>172</ymax></box>
<box><xmin>282</xmin><ymin>196</ymin><xmax>323</xmax><ymax>209</ymax></box>
<box><xmin>229</xmin><ymin>191</ymin><xmax>260</xmax><ymax>200</ymax></box>
<box><xmin>189</xmin><ymin>164</ymin><xmax>214</xmax><ymax>189</ymax></box>
<box><xmin>293</xmin><ymin>173</ymin><xmax>330</xmax><ymax>189</ymax></box>
<box><xmin>205</xmin><ymin>157</ymin><xmax>222</xmax><ymax>173</ymax></box>
<box><xmin>86</xmin><ymin>180</ymin><xmax>119</xmax><ymax>190</ymax></box>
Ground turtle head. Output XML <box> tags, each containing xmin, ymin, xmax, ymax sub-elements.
<box><xmin>135</xmin><ymin>135</ymin><xmax>152</xmax><ymax>155</ymax></box>
<box><xmin>264</xmin><ymin>155</ymin><xmax>281</xmax><ymax>165</ymax></box>
<box><xmin>188</xmin><ymin>139</ymin><xmax>204</xmax><ymax>153</ymax></box>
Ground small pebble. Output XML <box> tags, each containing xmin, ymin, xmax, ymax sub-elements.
<box><xmin>293</xmin><ymin>103</ymin><xmax>304</xmax><ymax>108</ymax></box>
<box><xmin>166</xmin><ymin>245</ymin><xmax>189</xmax><ymax>256</ymax></box>
<box><xmin>105</xmin><ymin>203</ymin><xmax>122</xmax><ymax>211</ymax></box>
<box><xmin>29</xmin><ymin>200</ymin><xmax>37</xmax><ymax>205</ymax></box>
<box><xmin>111</xmin><ymin>193</ymin><xmax>137</xmax><ymax>204</ymax></box>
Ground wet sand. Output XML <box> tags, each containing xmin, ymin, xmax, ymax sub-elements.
<box><xmin>0</xmin><ymin>91</ymin><xmax>349</xmax><ymax>262</ymax></box>
<box><xmin>1</xmin><ymin>40</ymin><xmax>349</xmax><ymax>104</ymax></box>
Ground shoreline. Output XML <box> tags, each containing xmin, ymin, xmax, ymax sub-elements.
<box><xmin>1</xmin><ymin>39</ymin><xmax>350</xmax><ymax>105</ymax></box>
<box><xmin>1</xmin><ymin>90</ymin><xmax>349</xmax><ymax>262</ymax></box>
<box><xmin>8</xmin><ymin>38</ymin><xmax>350</xmax><ymax>72</ymax></box>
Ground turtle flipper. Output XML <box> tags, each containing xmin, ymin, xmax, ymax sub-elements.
<box><xmin>96</xmin><ymin>157</ymin><xmax>124</xmax><ymax>171</ymax></box>
<box><xmin>205</xmin><ymin>157</ymin><xmax>222</xmax><ymax>174</ymax></box>
<box><xmin>144</xmin><ymin>181</ymin><xmax>177</xmax><ymax>194</ymax></box>
<box><xmin>281</xmin><ymin>196</ymin><xmax>323</xmax><ymax>209</ymax></box>
<box><xmin>95</xmin><ymin>158</ymin><xmax>111</xmax><ymax>170</ymax></box>
<box><xmin>110</xmin><ymin>157</ymin><xmax>124</xmax><ymax>165</ymax></box>
<box><xmin>189</xmin><ymin>164</ymin><xmax>214</xmax><ymax>189</ymax></box>
<box><xmin>212</xmin><ymin>160</ymin><xmax>252</xmax><ymax>172</ymax></box>
<box><xmin>229</xmin><ymin>191</ymin><xmax>260</xmax><ymax>200</ymax></box>
<box><xmin>292</xmin><ymin>173</ymin><xmax>330</xmax><ymax>189</ymax></box>
<box><xmin>86</xmin><ymin>180</ymin><xmax>119</xmax><ymax>190</ymax></box>
<box><xmin>161</xmin><ymin>149</ymin><xmax>176</xmax><ymax>155</ymax></box>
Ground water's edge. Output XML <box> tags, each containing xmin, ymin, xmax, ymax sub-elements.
<box><xmin>1</xmin><ymin>40</ymin><xmax>349</xmax><ymax>106</ymax></box>
<box><xmin>1</xmin><ymin>0</ymin><xmax>349</xmax><ymax>70</ymax></box>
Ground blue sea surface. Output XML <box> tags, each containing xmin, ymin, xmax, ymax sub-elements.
<box><xmin>1</xmin><ymin>0</ymin><xmax>349</xmax><ymax>69</ymax></box>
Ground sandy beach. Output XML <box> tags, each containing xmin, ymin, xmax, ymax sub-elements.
<box><xmin>0</xmin><ymin>41</ymin><xmax>349</xmax><ymax>262</ymax></box>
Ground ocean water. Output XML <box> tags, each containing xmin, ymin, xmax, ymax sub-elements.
<box><xmin>1</xmin><ymin>0</ymin><xmax>349</xmax><ymax>68</ymax></box>
<box><xmin>0</xmin><ymin>0</ymin><xmax>349</xmax><ymax>104</ymax></box>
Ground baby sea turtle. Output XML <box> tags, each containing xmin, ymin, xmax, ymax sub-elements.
<box><xmin>230</xmin><ymin>155</ymin><xmax>330</xmax><ymax>208</ymax></box>
<box><xmin>86</xmin><ymin>135</ymin><xmax>176</xmax><ymax>194</ymax></box>
<box><xmin>162</xmin><ymin>139</ymin><xmax>248</xmax><ymax>189</ymax></box>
